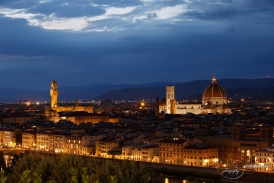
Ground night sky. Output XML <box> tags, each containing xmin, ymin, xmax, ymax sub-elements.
<box><xmin>0</xmin><ymin>0</ymin><xmax>274</xmax><ymax>90</ymax></box>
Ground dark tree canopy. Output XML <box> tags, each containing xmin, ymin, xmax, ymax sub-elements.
<box><xmin>3</xmin><ymin>152</ymin><xmax>163</xmax><ymax>183</ymax></box>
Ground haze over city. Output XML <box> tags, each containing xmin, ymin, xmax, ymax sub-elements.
<box><xmin>0</xmin><ymin>0</ymin><xmax>274</xmax><ymax>90</ymax></box>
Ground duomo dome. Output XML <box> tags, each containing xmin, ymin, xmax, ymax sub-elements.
<box><xmin>202</xmin><ymin>75</ymin><xmax>230</xmax><ymax>114</ymax></box>
<box><xmin>202</xmin><ymin>75</ymin><xmax>227</xmax><ymax>103</ymax></box>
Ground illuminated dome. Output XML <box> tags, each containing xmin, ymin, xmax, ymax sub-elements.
<box><xmin>202</xmin><ymin>75</ymin><xmax>227</xmax><ymax>100</ymax></box>
<box><xmin>202</xmin><ymin>75</ymin><xmax>230</xmax><ymax>114</ymax></box>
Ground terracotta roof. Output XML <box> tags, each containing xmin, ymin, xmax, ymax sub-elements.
<box><xmin>160</xmin><ymin>139</ymin><xmax>187</xmax><ymax>144</ymax></box>
<box><xmin>202</xmin><ymin>75</ymin><xmax>227</xmax><ymax>99</ymax></box>
<box><xmin>184</xmin><ymin>144</ymin><xmax>217</xmax><ymax>150</ymax></box>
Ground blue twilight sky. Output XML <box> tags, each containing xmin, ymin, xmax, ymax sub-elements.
<box><xmin>0</xmin><ymin>0</ymin><xmax>274</xmax><ymax>90</ymax></box>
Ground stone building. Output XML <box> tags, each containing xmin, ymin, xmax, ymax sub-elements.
<box><xmin>200</xmin><ymin>124</ymin><xmax>273</xmax><ymax>164</ymax></box>
<box><xmin>45</xmin><ymin>80</ymin><xmax>94</xmax><ymax>122</ymax></box>
<box><xmin>159</xmin><ymin>75</ymin><xmax>231</xmax><ymax>115</ymax></box>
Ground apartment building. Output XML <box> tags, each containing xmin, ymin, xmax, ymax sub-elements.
<box><xmin>159</xmin><ymin>139</ymin><xmax>188</xmax><ymax>165</ymax></box>
<box><xmin>183</xmin><ymin>145</ymin><xmax>218</xmax><ymax>167</ymax></box>
<box><xmin>22</xmin><ymin>131</ymin><xmax>36</xmax><ymax>149</ymax></box>
<box><xmin>254</xmin><ymin>147</ymin><xmax>274</xmax><ymax>172</ymax></box>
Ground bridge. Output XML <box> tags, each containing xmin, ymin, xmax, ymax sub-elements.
<box><xmin>0</xmin><ymin>148</ymin><xmax>26</xmax><ymax>156</ymax></box>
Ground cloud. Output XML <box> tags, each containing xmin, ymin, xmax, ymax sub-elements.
<box><xmin>105</xmin><ymin>6</ymin><xmax>137</xmax><ymax>15</ymax></box>
<box><xmin>0</xmin><ymin>54</ymin><xmax>49</xmax><ymax>62</ymax></box>
<box><xmin>153</xmin><ymin>4</ymin><xmax>188</xmax><ymax>20</ymax></box>
<box><xmin>0</xmin><ymin>2</ymin><xmax>139</xmax><ymax>32</ymax></box>
<box><xmin>133</xmin><ymin>4</ymin><xmax>188</xmax><ymax>22</ymax></box>
<box><xmin>0</xmin><ymin>0</ymin><xmax>274</xmax><ymax>89</ymax></box>
<box><xmin>31</xmin><ymin>16</ymin><xmax>90</xmax><ymax>31</ymax></box>
<box><xmin>0</xmin><ymin>8</ymin><xmax>89</xmax><ymax>31</ymax></box>
<box><xmin>0</xmin><ymin>0</ymin><xmax>192</xmax><ymax>32</ymax></box>
<box><xmin>0</xmin><ymin>8</ymin><xmax>40</xmax><ymax>20</ymax></box>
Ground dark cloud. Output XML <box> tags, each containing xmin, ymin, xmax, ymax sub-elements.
<box><xmin>186</xmin><ymin>8</ymin><xmax>237</xmax><ymax>20</ymax></box>
<box><xmin>183</xmin><ymin>0</ymin><xmax>274</xmax><ymax>22</ymax></box>
<box><xmin>0</xmin><ymin>0</ymin><xmax>273</xmax><ymax>89</ymax></box>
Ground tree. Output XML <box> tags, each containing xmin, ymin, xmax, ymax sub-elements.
<box><xmin>0</xmin><ymin>169</ymin><xmax>7</xmax><ymax>183</ymax></box>
<box><xmin>18</xmin><ymin>170</ymin><xmax>31</xmax><ymax>183</ymax></box>
<box><xmin>6</xmin><ymin>153</ymin><xmax>163</xmax><ymax>183</ymax></box>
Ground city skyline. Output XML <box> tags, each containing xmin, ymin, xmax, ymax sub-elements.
<box><xmin>0</xmin><ymin>0</ymin><xmax>274</xmax><ymax>90</ymax></box>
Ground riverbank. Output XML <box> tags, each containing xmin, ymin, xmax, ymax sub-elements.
<box><xmin>146</xmin><ymin>162</ymin><xmax>274</xmax><ymax>183</ymax></box>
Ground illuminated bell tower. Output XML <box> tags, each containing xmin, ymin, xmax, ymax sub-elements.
<box><xmin>50</xmin><ymin>80</ymin><xmax>58</xmax><ymax>108</ymax></box>
<box><xmin>166</xmin><ymin>85</ymin><xmax>175</xmax><ymax>114</ymax></box>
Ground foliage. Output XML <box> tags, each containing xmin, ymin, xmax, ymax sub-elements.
<box><xmin>0</xmin><ymin>169</ymin><xmax>7</xmax><ymax>183</ymax></box>
<box><xmin>18</xmin><ymin>170</ymin><xmax>31</xmax><ymax>183</ymax></box>
<box><xmin>5</xmin><ymin>153</ymin><xmax>163</xmax><ymax>183</ymax></box>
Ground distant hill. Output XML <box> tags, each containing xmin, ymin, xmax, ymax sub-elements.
<box><xmin>0</xmin><ymin>78</ymin><xmax>274</xmax><ymax>102</ymax></box>
<box><xmin>184</xmin><ymin>87</ymin><xmax>274</xmax><ymax>100</ymax></box>
<box><xmin>0</xmin><ymin>82</ymin><xmax>174</xmax><ymax>102</ymax></box>
<box><xmin>94</xmin><ymin>78</ymin><xmax>274</xmax><ymax>100</ymax></box>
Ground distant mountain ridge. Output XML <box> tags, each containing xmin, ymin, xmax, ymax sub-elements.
<box><xmin>0</xmin><ymin>78</ymin><xmax>274</xmax><ymax>102</ymax></box>
<box><xmin>94</xmin><ymin>78</ymin><xmax>274</xmax><ymax>100</ymax></box>
<box><xmin>0</xmin><ymin>82</ymin><xmax>176</xmax><ymax>102</ymax></box>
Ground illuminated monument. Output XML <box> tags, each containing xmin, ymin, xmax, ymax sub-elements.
<box><xmin>166</xmin><ymin>86</ymin><xmax>175</xmax><ymax>114</ymax></box>
<box><xmin>50</xmin><ymin>80</ymin><xmax>58</xmax><ymax>108</ymax></box>
<box><xmin>159</xmin><ymin>75</ymin><xmax>231</xmax><ymax>114</ymax></box>
<box><xmin>201</xmin><ymin>75</ymin><xmax>231</xmax><ymax>114</ymax></box>
<box><xmin>45</xmin><ymin>80</ymin><xmax>94</xmax><ymax>122</ymax></box>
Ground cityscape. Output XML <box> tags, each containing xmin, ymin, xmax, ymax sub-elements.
<box><xmin>0</xmin><ymin>76</ymin><xmax>274</xmax><ymax>182</ymax></box>
<box><xmin>1</xmin><ymin>0</ymin><xmax>274</xmax><ymax>183</ymax></box>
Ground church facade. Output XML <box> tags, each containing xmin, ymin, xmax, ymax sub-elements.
<box><xmin>159</xmin><ymin>75</ymin><xmax>231</xmax><ymax>115</ymax></box>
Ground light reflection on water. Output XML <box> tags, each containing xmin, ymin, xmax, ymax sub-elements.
<box><xmin>165</xmin><ymin>177</ymin><xmax>207</xmax><ymax>183</ymax></box>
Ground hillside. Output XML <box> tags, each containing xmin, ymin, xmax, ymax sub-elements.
<box><xmin>94</xmin><ymin>78</ymin><xmax>274</xmax><ymax>100</ymax></box>
<box><xmin>0</xmin><ymin>78</ymin><xmax>274</xmax><ymax>101</ymax></box>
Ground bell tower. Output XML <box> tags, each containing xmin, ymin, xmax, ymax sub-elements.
<box><xmin>50</xmin><ymin>80</ymin><xmax>58</xmax><ymax>108</ymax></box>
<box><xmin>166</xmin><ymin>86</ymin><xmax>175</xmax><ymax>114</ymax></box>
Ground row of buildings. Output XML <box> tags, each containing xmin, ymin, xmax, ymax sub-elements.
<box><xmin>1</xmin><ymin>127</ymin><xmax>219</xmax><ymax>167</ymax></box>
<box><xmin>1</xmin><ymin>122</ymin><xmax>273</xmax><ymax>171</ymax></box>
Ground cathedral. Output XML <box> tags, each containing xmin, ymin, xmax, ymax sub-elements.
<box><xmin>159</xmin><ymin>75</ymin><xmax>231</xmax><ymax>115</ymax></box>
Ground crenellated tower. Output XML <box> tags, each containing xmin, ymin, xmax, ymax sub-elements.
<box><xmin>50</xmin><ymin>80</ymin><xmax>58</xmax><ymax>108</ymax></box>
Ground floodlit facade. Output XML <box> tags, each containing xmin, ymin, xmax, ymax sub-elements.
<box><xmin>122</xmin><ymin>145</ymin><xmax>159</xmax><ymax>162</ymax></box>
<box><xmin>159</xmin><ymin>139</ymin><xmax>217</xmax><ymax>166</ymax></box>
<box><xmin>45</xmin><ymin>80</ymin><xmax>94</xmax><ymax>122</ymax></box>
<box><xmin>1</xmin><ymin>130</ymin><xmax>16</xmax><ymax>147</ymax></box>
<box><xmin>160</xmin><ymin>75</ymin><xmax>231</xmax><ymax>115</ymax></box>
<box><xmin>36</xmin><ymin>133</ymin><xmax>53</xmax><ymax>151</ymax></box>
<box><xmin>254</xmin><ymin>147</ymin><xmax>274</xmax><ymax>172</ymax></box>
<box><xmin>22</xmin><ymin>132</ymin><xmax>36</xmax><ymax>149</ymax></box>
<box><xmin>32</xmin><ymin>130</ymin><xmax>91</xmax><ymax>155</ymax></box>
<box><xmin>183</xmin><ymin>145</ymin><xmax>218</xmax><ymax>167</ymax></box>
<box><xmin>159</xmin><ymin>139</ymin><xmax>189</xmax><ymax>165</ymax></box>
<box><xmin>95</xmin><ymin>139</ymin><xmax>120</xmax><ymax>158</ymax></box>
